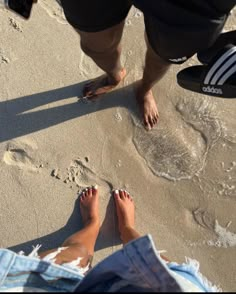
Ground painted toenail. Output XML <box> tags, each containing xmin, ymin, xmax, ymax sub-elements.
<box><xmin>114</xmin><ymin>190</ymin><xmax>119</xmax><ymax>194</ymax></box>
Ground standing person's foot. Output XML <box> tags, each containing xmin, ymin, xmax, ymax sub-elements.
<box><xmin>39</xmin><ymin>186</ymin><xmax>100</xmax><ymax>265</ymax></box>
<box><xmin>83</xmin><ymin>68</ymin><xmax>127</xmax><ymax>99</ymax></box>
<box><xmin>113</xmin><ymin>189</ymin><xmax>135</xmax><ymax>241</ymax></box>
<box><xmin>136</xmin><ymin>80</ymin><xmax>159</xmax><ymax>130</ymax></box>
<box><xmin>80</xmin><ymin>186</ymin><xmax>100</xmax><ymax>229</ymax></box>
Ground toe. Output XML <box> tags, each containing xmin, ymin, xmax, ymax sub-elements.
<box><xmin>126</xmin><ymin>191</ymin><xmax>132</xmax><ymax>200</ymax></box>
<box><xmin>84</xmin><ymin>188</ymin><xmax>89</xmax><ymax>197</ymax></box>
<box><xmin>84</xmin><ymin>91</ymin><xmax>93</xmax><ymax>98</ymax></box>
<box><xmin>148</xmin><ymin>116</ymin><xmax>154</xmax><ymax>129</ymax></box>
<box><xmin>83</xmin><ymin>87</ymin><xmax>89</xmax><ymax>97</ymax></box>
<box><xmin>114</xmin><ymin>190</ymin><xmax>120</xmax><ymax>199</ymax></box>
<box><xmin>92</xmin><ymin>185</ymin><xmax>98</xmax><ymax>196</ymax></box>
<box><xmin>155</xmin><ymin>113</ymin><xmax>159</xmax><ymax>123</ymax></box>
<box><xmin>144</xmin><ymin>116</ymin><xmax>151</xmax><ymax>131</ymax></box>
<box><xmin>83</xmin><ymin>84</ymin><xmax>94</xmax><ymax>97</ymax></box>
<box><xmin>123</xmin><ymin>190</ymin><xmax>128</xmax><ymax>197</ymax></box>
<box><xmin>152</xmin><ymin>117</ymin><xmax>157</xmax><ymax>125</ymax></box>
<box><xmin>88</xmin><ymin>187</ymin><xmax>93</xmax><ymax>197</ymax></box>
<box><xmin>80</xmin><ymin>192</ymin><xmax>85</xmax><ymax>201</ymax></box>
<box><xmin>119</xmin><ymin>189</ymin><xmax>125</xmax><ymax>199</ymax></box>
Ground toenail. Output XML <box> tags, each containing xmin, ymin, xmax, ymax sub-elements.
<box><xmin>114</xmin><ymin>190</ymin><xmax>119</xmax><ymax>194</ymax></box>
<box><xmin>93</xmin><ymin>185</ymin><xmax>98</xmax><ymax>189</ymax></box>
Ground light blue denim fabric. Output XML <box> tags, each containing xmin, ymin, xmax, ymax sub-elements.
<box><xmin>74</xmin><ymin>235</ymin><xmax>181</xmax><ymax>292</ymax></box>
<box><xmin>0</xmin><ymin>247</ymin><xmax>83</xmax><ymax>292</ymax></box>
<box><xmin>0</xmin><ymin>235</ymin><xmax>217</xmax><ymax>292</ymax></box>
<box><xmin>167</xmin><ymin>260</ymin><xmax>221</xmax><ymax>292</ymax></box>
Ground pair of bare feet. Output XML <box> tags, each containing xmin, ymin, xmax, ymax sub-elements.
<box><xmin>80</xmin><ymin>185</ymin><xmax>136</xmax><ymax>246</ymax></box>
<box><xmin>39</xmin><ymin>186</ymin><xmax>169</xmax><ymax>267</ymax></box>
<box><xmin>39</xmin><ymin>185</ymin><xmax>137</xmax><ymax>267</ymax></box>
<box><xmin>83</xmin><ymin>69</ymin><xmax>159</xmax><ymax>131</ymax></box>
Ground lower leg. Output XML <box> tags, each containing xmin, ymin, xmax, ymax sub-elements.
<box><xmin>39</xmin><ymin>186</ymin><xmax>100</xmax><ymax>267</ymax></box>
<box><xmin>113</xmin><ymin>189</ymin><xmax>170</xmax><ymax>262</ymax></box>
<box><xmin>137</xmin><ymin>36</ymin><xmax>171</xmax><ymax>130</ymax></box>
<box><xmin>113</xmin><ymin>189</ymin><xmax>141</xmax><ymax>245</ymax></box>
<box><xmin>119</xmin><ymin>226</ymin><xmax>141</xmax><ymax>245</ymax></box>
<box><xmin>77</xmin><ymin>22</ymin><xmax>126</xmax><ymax>98</ymax></box>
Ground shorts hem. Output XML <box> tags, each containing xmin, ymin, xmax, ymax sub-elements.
<box><xmin>65</xmin><ymin>13</ymin><xmax>129</xmax><ymax>32</ymax></box>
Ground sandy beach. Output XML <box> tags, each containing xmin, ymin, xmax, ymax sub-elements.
<box><xmin>0</xmin><ymin>1</ymin><xmax>236</xmax><ymax>291</ymax></box>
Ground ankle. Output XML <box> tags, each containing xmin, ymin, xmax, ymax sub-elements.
<box><xmin>119</xmin><ymin>225</ymin><xmax>141</xmax><ymax>245</ymax></box>
<box><xmin>137</xmin><ymin>80</ymin><xmax>153</xmax><ymax>95</ymax></box>
<box><xmin>119</xmin><ymin>225</ymin><xmax>135</xmax><ymax>237</ymax></box>
<box><xmin>108</xmin><ymin>68</ymin><xmax>125</xmax><ymax>83</ymax></box>
<box><xmin>84</xmin><ymin>217</ymin><xmax>100</xmax><ymax>228</ymax></box>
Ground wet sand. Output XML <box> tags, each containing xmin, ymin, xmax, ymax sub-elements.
<box><xmin>0</xmin><ymin>1</ymin><xmax>236</xmax><ymax>291</ymax></box>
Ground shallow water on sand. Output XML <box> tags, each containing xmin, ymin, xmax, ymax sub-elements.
<box><xmin>133</xmin><ymin>98</ymin><xmax>223</xmax><ymax>181</ymax></box>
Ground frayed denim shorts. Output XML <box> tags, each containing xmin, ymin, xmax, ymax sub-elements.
<box><xmin>0</xmin><ymin>235</ymin><xmax>220</xmax><ymax>292</ymax></box>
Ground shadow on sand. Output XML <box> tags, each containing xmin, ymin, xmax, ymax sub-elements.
<box><xmin>0</xmin><ymin>81</ymin><xmax>139</xmax><ymax>143</ymax></box>
<box><xmin>9</xmin><ymin>193</ymin><xmax>121</xmax><ymax>255</ymax></box>
<box><xmin>6</xmin><ymin>81</ymin><xmax>137</xmax><ymax>254</ymax></box>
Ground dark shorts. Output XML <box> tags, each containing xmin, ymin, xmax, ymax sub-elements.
<box><xmin>60</xmin><ymin>0</ymin><xmax>233</xmax><ymax>64</ymax></box>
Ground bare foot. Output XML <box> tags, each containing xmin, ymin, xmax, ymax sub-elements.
<box><xmin>114</xmin><ymin>189</ymin><xmax>135</xmax><ymax>235</ymax></box>
<box><xmin>136</xmin><ymin>81</ymin><xmax>159</xmax><ymax>130</ymax></box>
<box><xmin>80</xmin><ymin>186</ymin><xmax>100</xmax><ymax>227</ymax></box>
<box><xmin>39</xmin><ymin>186</ymin><xmax>100</xmax><ymax>263</ymax></box>
<box><xmin>83</xmin><ymin>68</ymin><xmax>126</xmax><ymax>99</ymax></box>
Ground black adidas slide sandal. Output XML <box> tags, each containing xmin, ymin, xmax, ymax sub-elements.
<box><xmin>177</xmin><ymin>44</ymin><xmax>236</xmax><ymax>98</ymax></box>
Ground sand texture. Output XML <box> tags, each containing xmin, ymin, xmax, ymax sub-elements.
<box><xmin>0</xmin><ymin>1</ymin><xmax>236</xmax><ymax>291</ymax></box>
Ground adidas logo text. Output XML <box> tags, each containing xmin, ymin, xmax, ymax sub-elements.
<box><xmin>202</xmin><ymin>86</ymin><xmax>223</xmax><ymax>95</ymax></box>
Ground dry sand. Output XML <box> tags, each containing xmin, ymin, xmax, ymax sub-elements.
<box><xmin>0</xmin><ymin>1</ymin><xmax>236</xmax><ymax>291</ymax></box>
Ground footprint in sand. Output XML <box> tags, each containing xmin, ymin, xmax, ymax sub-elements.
<box><xmin>0</xmin><ymin>48</ymin><xmax>10</xmax><ymax>64</ymax></box>
<box><xmin>125</xmin><ymin>19</ymin><xmax>132</xmax><ymax>26</ymax></box>
<box><xmin>62</xmin><ymin>158</ymin><xmax>113</xmax><ymax>196</ymax></box>
<box><xmin>0</xmin><ymin>55</ymin><xmax>9</xmax><ymax>64</ymax></box>
<box><xmin>9</xmin><ymin>17</ymin><xmax>22</xmax><ymax>32</ymax></box>
<box><xmin>193</xmin><ymin>208</ymin><xmax>215</xmax><ymax>230</ymax></box>
<box><xmin>133</xmin><ymin>99</ymin><xmax>222</xmax><ymax>181</ymax></box>
<box><xmin>132</xmin><ymin>8</ymin><xmax>142</xmax><ymax>18</ymax></box>
<box><xmin>134</xmin><ymin>11</ymin><xmax>142</xmax><ymax>18</ymax></box>
<box><xmin>3</xmin><ymin>140</ymin><xmax>38</xmax><ymax>171</ymax></box>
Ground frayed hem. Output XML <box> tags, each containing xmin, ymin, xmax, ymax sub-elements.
<box><xmin>183</xmin><ymin>257</ymin><xmax>222</xmax><ymax>292</ymax></box>
<box><xmin>18</xmin><ymin>245</ymin><xmax>90</xmax><ymax>276</ymax></box>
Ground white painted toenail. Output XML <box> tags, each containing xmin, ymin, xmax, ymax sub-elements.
<box><xmin>115</xmin><ymin>190</ymin><xmax>119</xmax><ymax>194</ymax></box>
<box><xmin>93</xmin><ymin>185</ymin><xmax>98</xmax><ymax>189</ymax></box>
